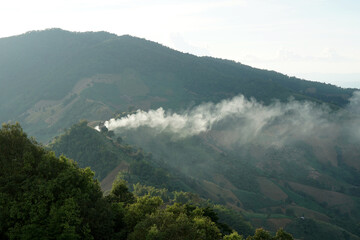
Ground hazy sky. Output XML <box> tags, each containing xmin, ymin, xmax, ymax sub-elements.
<box><xmin>1</xmin><ymin>0</ymin><xmax>359</xmax><ymax>88</ymax></box>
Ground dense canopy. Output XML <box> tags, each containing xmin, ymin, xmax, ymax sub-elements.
<box><xmin>0</xmin><ymin>123</ymin><xmax>293</xmax><ymax>239</ymax></box>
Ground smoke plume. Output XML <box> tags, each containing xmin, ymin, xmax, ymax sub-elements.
<box><xmin>99</xmin><ymin>92</ymin><xmax>360</xmax><ymax>148</ymax></box>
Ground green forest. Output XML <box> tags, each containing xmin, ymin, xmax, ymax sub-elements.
<box><xmin>0</xmin><ymin>123</ymin><xmax>294</xmax><ymax>239</ymax></box>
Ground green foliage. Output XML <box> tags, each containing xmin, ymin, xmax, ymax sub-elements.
<box><xmin>273</xmin><ymin>228</ymin><xmax>294</xmax><ymax>240</ymax></box>
<box><xmin>132</xmin><ymin>183</ymin><xmax>170</xmax><ymax>202</ymax></box>
<box><xmin>128</xmin><ymin>203</ymin><xmax>221</xmax><ymax>240</ymax></box>
<box><xmin>129</xmin><ymin>160</ymin><xmax>168</xmax><ymax>184</ymax></box>
<box><xmin>214</xmin><ymin>204</ymin><xmax>254</xmax><ymax>237</ymax></box>
<box><xmin>246</xmin><ymin>228</ymin><xmax>294</xmax><ymax>240</ymax></box>
<box><xmin>50</xmin><ymin>121</ymin><xmax>195</xmax><ymax>192</ymax></box>
<box><xmin>50</xmin><ymin>120</ymin><xmax>132</xmax><ymax>180</ymax></box>
<box><xmin>124</xmin><ymin>195</ymin><xmax>164</xmax><ymax>234</ymax></box>
<box><xmin>0</xmin><ymin>123</ymin><xmax>114</xmax><ymax>239</ymax></box>
<box><xmin>131</xmin><ymin>183</ymin><xmax>254</xmax><ymax>237</ymax></box>
<box><xmin>224</xmin><ymin>231</ymin><xmax>244</xmax><ymax>240</ymax></box>
<box><xmin>106</xmin><ymin>179</ymin><xmax>135</xmax><ymax>205</ymax></box>
<box><xmin>0</xmin><ymin>123</ymin><xmax>307</xmax><ymax>240</ymax></box>
<box><xmin>246</xmin><ymin>228</ymin><xmax>272</xmax><ymax>240</ymax></box>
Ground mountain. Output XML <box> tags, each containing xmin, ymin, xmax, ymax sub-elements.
<box><xmin>2</xmin><ymin>29</ymin><xmax>360</xmax><ymax>239</ymax></box>
<box><xmin>0</xmin><ymin>28</ymin><xmax>355</xmax><ymax>142</ymax></box>
<box><xmin>49</xmin><ymin>120</ymin><xmax>196</xmax><ymax>192</ymax></box>
<box><xmin>51</xmin><ymin>119</ymin><xmax>360</xmax><ymax>240</ymax></box>
<box><xmin>49</xmin><ymin>121</ymin><xmax>255</xmax><ymax>237</ymax></box>
<box><xmin>2</xmin><ymin>122</ymin><xmax>262</xmax><ymax>239</ymax></box>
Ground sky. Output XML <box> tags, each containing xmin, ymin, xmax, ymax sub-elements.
<box><xmin>1</xmin><ymin>0</ymin><xmax>359</xmax><ymax>88</ymax></box>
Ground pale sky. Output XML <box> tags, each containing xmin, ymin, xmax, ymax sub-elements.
<box><xmin>1</xmin><ymin>0</ymin><xmax>359</xmax><ymax>88</ymax></box>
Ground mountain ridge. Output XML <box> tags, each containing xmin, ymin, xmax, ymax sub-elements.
<box><xmin>0</xmin><ymin>28</ymin><xmax>355</xmax><ymax>142</ymax></box>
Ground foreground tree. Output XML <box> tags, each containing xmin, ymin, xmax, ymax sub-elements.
<box><xmin>246</xmin><ymin>228</ymin><xmax>293</xmax><ymax>240</ymax></box>
<box><xmin>128</xmin><ymin>203</ymin><xmax>221</xmax><ymax>240</ymax></box>
<box><xmin>0</xmin><ymin>123</ymin><xmax>294</xmax><ymax>240</ymax></box>
<box><xmin>0</xmin><ymin>123</ymin><xmax>115</xmax><ymax>239</ymax></box>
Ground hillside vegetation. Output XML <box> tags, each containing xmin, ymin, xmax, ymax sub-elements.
<box><xmin>0</xmin><ymin>29</ymin><xmax>355</xmax><ymax>142</ymax></box>
<box><xmin>50</xmin><ymin>121</ymin><xmax>360</xmax><ymax>240</ymax></box>
<box><xmin>1</xmin><ymin>123</ymin><xmax>295</xmax><ymax>240</ymax></box>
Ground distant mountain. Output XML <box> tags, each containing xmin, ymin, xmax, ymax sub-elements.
<box><xmin>0</xmin><ymin>28</ymin><xmax>355</xmax><ymax>142</ymax></box>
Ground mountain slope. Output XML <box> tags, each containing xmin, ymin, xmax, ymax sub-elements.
<box><xmin>49</xmin><ymin>121</ymin><xmax>197</xmax><ymax>193</ymax></box>
<box><xmin>0</xmin><ymin>28</ymin><xmax>355</xmax><ymax>142</ymax></box>
<box><xmin>50</xmin><ymin>120</ymin><xmax>360</xmax><ymax>240</ymax></box>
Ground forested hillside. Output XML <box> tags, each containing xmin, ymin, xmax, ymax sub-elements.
<box><xmin>0</xmin><ymin>29</ymin><xmax>355</xmax><ymax>142</ymax></box>
<box><xmin>1</xmin><ymin>123</ymin><xmax>295</xmax><ymax>240</ymax></box>
<box><xmin>50</xmin><ymin>121</ymin><xmax>195</xmax><ymax>192</ymax></box>
<box><xmin>50</xmin><ymin>120</ymin><xmax>360</xmax><ymax>240</ymax></box>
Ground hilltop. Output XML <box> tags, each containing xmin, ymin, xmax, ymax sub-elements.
<box><xmin>0</xmin><ymin>28</ymin><xmax>355</xmax><ymax>142</ymax></box>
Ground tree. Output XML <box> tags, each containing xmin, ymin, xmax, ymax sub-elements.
<box><xmin>273</xmin><ymin>228</ymin><xmax>293</xmax><ymax>240</ymax></box>
<box><xmin>245</xmin><ymin>228</ymin><xmax>294</xmax><ymax>240</ymax></box>
<box><xmin>106</xmin><ymin>179</ymin><xmax>135</xmax><ymax>205</ymax></box>
<box><xmin>128</xmin><ymin>203</ymin><xmax>221</xmax><ymax>240</ymax></box>
<box><xmin>0</xmin><ymin>123</ymin><xmax>294</xmax><ymax>240</ymax></box>
<box><xmin>0</xmin><ymin>123</ymin><xmax>115</xmax><ymax>240</ymax></box>
<box><xmin>124</xmin><ymin>195</ymin><xmax>163</xmax><ymax>233</ymax></box>
<box><xmin>246</xmin><ymin>228</ymin><xmax>272</xmax><ymax>240</ymax></box>
<box><xmin>223</xmin><ymin>231</ymin><xmax>244</xmax><ymax>240</ymax></box>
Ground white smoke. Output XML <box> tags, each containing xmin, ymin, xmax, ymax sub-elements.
<box><xmin>103</xmin><ymin>95</ymin><xmax>277</xmax><ymax>138</ymax></box>
<box><xmin>98</xmin><ymin>93</ymin><xmax>357</xmax><ymax>147</ymax></box>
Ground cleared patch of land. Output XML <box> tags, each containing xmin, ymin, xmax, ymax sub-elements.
<box><xmin>288</xmin><ymin>182</ymin><xmax>354</xmax><ymax>213</ymax></box>
<box><xmin>101</xmin><ymin>161</ymin><xmax>130</xmax><ymax>192</ymax></box>
<box><xmin>257</xmin><ymin>177</ymin><xmax>288</xmax><ymax>201</ymax></box>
